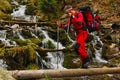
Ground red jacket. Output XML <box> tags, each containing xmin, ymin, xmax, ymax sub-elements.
<box><xmin>60</xmin><ymin>11</ymin><xmax>86</xmax><ymax>34</ymax></box>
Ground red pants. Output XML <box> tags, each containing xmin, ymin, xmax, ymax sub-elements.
<box><xmin>75</xmin><ymin>30</ymin><xmax>88</xmax><ymax>63</ymax></box>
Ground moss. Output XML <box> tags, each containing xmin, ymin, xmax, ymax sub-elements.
<box><xmin>21</xmin><ymin>30</ymin><xmax>33</xmax><ymax>38</ymax></box>
<box><xmin>87</xmin><ymin>42</ymin><xmax>95</xmax><ymax>54</ymax></box>
<box><xmin>0</xmin><ymin>45</ymin><xmax>38</xmax><ymax>70</ymax></box>
<box><xmin>0</xmin><ymin>0</ymin><xmax>12</xmax><ymax>12</ymax></box>
<box><xmin>30</xmin><ymin>38</ymin><xmax>42</xmax><ymax>46</ymax></box>
<box><xmin>44</xmin><ymin>75</ymin><xmax>52</xmax><ymax>80</ymax></box>
<box><xmin>63</xmin><ymin>52</ymin><xmax>81</xmax><ymax>68</ymax></box>
<box><xmin>27</xmin><ymin>42</ymin><xmax>38</xmax><ymax>50</ymax></box>
<box><xmin>14</xmin><ymin>39</ymin><xmax>29</xmax><ymax>46</ymax></box>
<box><xmin>48</xmin><ymin>30</ymin><xmax>72</xmax><ymax>47</ymax></box>
<box><xmin>104</xmin><ymin>75</ymin><xmax>111</xmax><ymax>80</ymax></box>
<box><xmin>3</xmin><ymin>46</ymin><xmax>27</xmax><ymax>69</ymax></box>
<box><xmin>109</xmin><ymin>58</ymin><xmax>120</xmax><ymax>64</ymax></box>
<box><xmin>0</xmin><ymin>0</ymin><xmax>12</xmax><ymax>20</ymax></box>
<box><xmin>25</xmin><ymin>45</ymin><xmax>37</xmax><ymax>62</ymax></box>
<box><xmin>25</xmin><ymin>2</ymin><xmax>37</xmax><ymax>15</ymax></box>
<box><xmin>0</xmin><ymin>48</ymin><xmax>5</xmax><ymax>57</ymax></box>
<box><xmin>0</xmin><ymin>10</ymin><xmax>12</xmax><ymax>20</ymax></box>
<box><xmin>43</xmin><ymin>40</ymin><xmax>55</xmax><ymax>49</ymax></box>
<box><xmin>26</xmin><ymin>63</ymin><xmax>40</xmax><ymax>70</ymax></box>
<box><xmin>5</xmin><ymin>48</ymin><xmax>13</xmax><ymax>57</ymax></box>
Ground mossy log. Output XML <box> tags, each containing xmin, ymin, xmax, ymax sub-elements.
<box><xmin>8</xmin><ymin>67</ymin><xmax>120</xmax><ymax>79</ymax></box>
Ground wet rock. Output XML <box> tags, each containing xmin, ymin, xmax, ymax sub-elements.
<box><xmin>111</xmin><ymin>23</ymin><xmax>120</xmax><ymax>30</ymax></box>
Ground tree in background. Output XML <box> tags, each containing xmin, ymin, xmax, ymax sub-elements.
<box><xmin>37</xmin><ymin>0</ymin><xmax>62</xmax><ymax>20</ymax></box>
<box><xmin>25</xmin><ymin>0</ymin><xmax>39</xmax><ymax>15</ymax></box>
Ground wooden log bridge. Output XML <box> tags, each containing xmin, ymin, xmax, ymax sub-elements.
<box><xmin>8</xmin><ymin>67</ymin><xmax>120</xmax><ymax>79</ymax></box>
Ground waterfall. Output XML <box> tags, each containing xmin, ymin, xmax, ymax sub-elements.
<box><xmin>0</xmin><ymin>59</ymin><xmax>8</xmax><ymax>69</ymax></box>
<box><xmin>11</xmin><ymin>24</ymin><xmax>25</xmax><ymax>41</ymax></box>
<box><xmin>0</xmin><ymin>30</ymin><xmax>11</xmax><ymax>46</ymax></box>
<box><xmin>35</xmin><ymin>52</ymin><xmax>44</xmax><ymax>69</ymax></box>
<box><xmin>11</xmin><ymin>0</ymin><xmax>37</xmax><ymax>22</ymax></box>
<box><xmin>10</xmin><ymin>0</ymin><xmax>65</xmax><ymax>69</ymax></box>
<box><xmin>90</xmin><ymin>32</ymin><xmax>108</xmax><ymax>64</ymax></box>
<box><xmin>37</xmin><ymin>27</ymin><xmax>65</xmax><ymax>69</ymax></box>
<box><xmin>29</xmin><ymin>28</ymin><xmax>39</xmax><ymax>39</ymax></box>
<box><xmin>11</xmin><ymin>5</ymin><xmax>26</xmax><ymax>18</ymax></box>
<box><xmin>0</xmin><ymin>31</ymin><xmax>9</xmax><ymax>69</ymax></box>
<box><xmin>27</xmin><ymin>27</ymin><xmax>65</xmax><ymax>69</ymax></box>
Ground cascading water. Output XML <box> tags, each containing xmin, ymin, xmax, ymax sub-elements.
<box><xmin>36</xmin><ymin>27</ymin><xmax>65</xmax><ymax>69</ymax></box>
<box><xmin>10</xmin><ymin>0</ymin><xmax>65</xmax><ymax>69</ymax></box>
<box><xmin>0</xmin><ymin>30</ymin><xmax>10</xmax><ymax>69</ymax></box>
<box><xmin>11</xmin><ymin>0</ymin><xmax>37</xmax><ymax>22</ymax></box>
<box><xmin>0</xmin><ymin>59</ymin><xmax>8</xmax><ymax>69</ymax></box>
<box><xmin>11</xmin><ymin>24</ymin><xmax>25</xmax><ymax>41</ymax></box>
<box><xmin>90</xmin><ymin>32</ymin><xmax>108</xmax><ymax>64</ymax></box>
<box><xmin>0</xmin><ymin>30</ymin><xmax>10</xmax><ymax>46</ymax></box>
<box><xmin>0</xmin><ymin>30</ymin><xmax>17</xmax><ymax>46</ymax></box>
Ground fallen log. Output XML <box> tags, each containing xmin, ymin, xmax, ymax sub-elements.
<box><xmin>0</xmin><ymin>20</ymin><xmax>56</xmax><ymax>26</ymax></box>
<box><xmin>8</xmin><ymin>67</ymin><xmax>120</xmax><ymax>79</ymax></box>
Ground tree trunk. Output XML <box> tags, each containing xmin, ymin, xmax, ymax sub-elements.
<box><xmin>8</xmin><ymin>67</ymin><xmax>120</xmax><ymax>79</ymax></box>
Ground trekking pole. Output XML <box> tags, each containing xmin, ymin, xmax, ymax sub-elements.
<box><xmin>57</xmin><ymin>23</ymin><xmax>59</xmax><ymax>69</ymax></box>
<box><xmin>56</xmin><ymin>14</ymin><xmax>66</xmax><ymax>69</ymax></box>
<box><xmin>66</xmin><ymin>16</ymin><xmax>72</xmax><ymax>35</ymax></box>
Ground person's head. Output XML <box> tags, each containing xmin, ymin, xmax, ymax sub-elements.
<box><xmin>63</xmin><ymin>5</ymin><xmax>75</xmax><ymax>16</ymax></box>
<box><xmin>64</xmin><ymin>5</ymin><xmax>73</xmax><ymax>13</ymax></box>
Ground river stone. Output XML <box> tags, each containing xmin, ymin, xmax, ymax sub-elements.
<box><xmin>0</xmin><ymin>67</ymin><xmax>15</xmax><ymax>80</ymax></box>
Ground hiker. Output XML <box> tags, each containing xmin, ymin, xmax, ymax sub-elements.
<box><xmin>56</xmin><ymin>5</ymin><xmax>90</xmax><ymax>68</ymax></box>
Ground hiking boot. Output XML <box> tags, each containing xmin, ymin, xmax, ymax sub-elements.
<box><xmin>81</xmin><ymin>62</ymin><xmax>90</xmax><ymax>68</ymax></box>
<box><xmin>81</xmin><ymin>57</ymin><xmax>90</xmax><ymax>69</ymax></box>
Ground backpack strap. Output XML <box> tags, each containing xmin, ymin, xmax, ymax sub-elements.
<box><xmin>75</xmin><ymin>12</ymin><xmax>87</xmax><ymax>30</ymax></box>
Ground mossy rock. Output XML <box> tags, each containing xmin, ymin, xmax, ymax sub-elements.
<box><xmin>1</xmin><ymin>45</ymin><xmax>38</xmax><ymax>70</ymax></box>
<box><xmin>26</xmin><ymin>63</ymin><xmax>40</xmax><ymax>70</ymax></box>
<box><xmin>63</xmin><ymin>52</ymin><xmax>81</xmax><ymax>68</ymax></box>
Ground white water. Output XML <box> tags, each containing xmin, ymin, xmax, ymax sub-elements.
<box><xmin>0</xmin><ymin>30</ymin><xmax>12</xmax><ymax>46</ymax></box>
<box><xmin>11</xmin><ymin>24</ymin><xmax>25</xmax><ymax>41</ymax></box>
<box><xmin>0</xmin><ymin>59</ymin><xmax>8</xmax><ymax>69</ymax></box>
<box><xmin>11</xmin><ymin>0</ymin><xmax>65</xmax><ymax>69</ymax></box>
<box><xmin>90</xmin><ymin>32</ymin><xmax>108</xmax><ymax>64</ymax></box>
<box><xmin>36</xmin><ymin>27</ymin><xmax>65</xmax><ymax>69</ymax></box>
<box><xmin>11</xmin><ymin>0</ymin><xmax>37</xmax><ymax>22</ymax></box>
<box><xmin>11</xmin><ymin>5</ymin><xmax>26</xmax><ymax>18</ymax></box>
